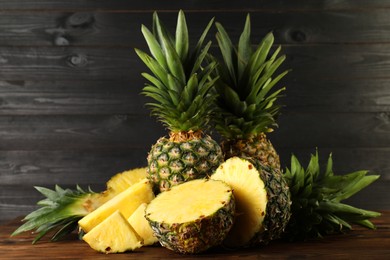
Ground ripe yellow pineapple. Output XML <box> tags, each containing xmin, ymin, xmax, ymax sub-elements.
<box><xmin>209</xmin><ymin>14</ymin><xmax>289</xmax><ymax>170</ymax></box>
<box><xmin>145</xmin><ymin>179</ymin><xmax>235</xmax><ymax>254</ymax></box>
<box><xmin>83</xmin><ymin>210</ymin><xmax>143</xmax><ymax>253</ymax></box>
<box><xmin>78</xmin><ymin>178</ymin><xmax>155</xmax><ymax>233</ymax></box>
<box><xmin>136</xmin><ymin>10</ymin><xmax>223</xmax><ymax>192</ymax></box>
<box><xmin>128</xmin><ymin>203</ymin><xmax>158</xmax><ymax>246</ymax></box>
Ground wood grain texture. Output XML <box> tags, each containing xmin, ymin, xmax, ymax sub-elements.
<box><xmin>0</xmin><ymin>0</ymin><xmax>389</xmax><ymax>224</ymax></box>
<box><xmin>1</xmin><ymin>212</ymin><xmax>389</xmax><ymax>258</ymax></box>
<box><xmin>2</xmin><ymin>11</ymin><xmax>390</xmax><ymax>46</ymax></box>
<box><xmin>0</xmin><ymin>0</ymin><xmax>389</xmax><ymax>11</ymax></box>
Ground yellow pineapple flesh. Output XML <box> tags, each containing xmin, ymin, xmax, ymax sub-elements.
<box><xmin>128</xmin><ymin>203</ymin><xmax>158</xmax><ymax>246</ymax></box>
<box><xmin>83</xmin><ymin>210</ymin><xmax>143</xmax><ymax>253</ymax></box>
<box><xmin>211</xmin><ymin>157</ymin><xmax>268</xmax><ymax>247</ymax></box>
<box><xmin>78</xmin><ymin>178</ymin><xmax>155</xmax><ymax>233</ymax></box>
<box><xmin>106</xmin><ymin>167</ymin><xmax>148</xmax><ymax>195</ymax></box>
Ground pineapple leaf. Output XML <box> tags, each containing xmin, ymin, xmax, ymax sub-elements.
<box><xmin>135</xmin><ymin>49</ymin><xmax>169</xmax><ymax>87</ymax></box>
<box><xmin>283</xmin><ymin>150</ymin><xmax>381</xmax><ymax>241</ymax></box>
<box><xmin>237</xmin><ymin>14</ymin><xmax>252</xmax><ymax>79</ymax></box>
<box><xmin>141</xmin><ymin>25</ymin><xmax>168</xmax><ymax>71</ymax></box>
<box><xmin>175</xmin><ymin>10</ymin><xmax>189</xmax><ymax>62</ymax></box>
<box><xmin>215</xmin><ymin>22</ymin><xmax>237</xmax><ymax>85</ymax></box>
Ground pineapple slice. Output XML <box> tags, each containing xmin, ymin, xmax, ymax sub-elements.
<box><xmin>83</xmin><ymin>210</ymin><xmax>143</xmax><ymax>253</ymax></box>
<box><xmin>128</xmin><ymin>203</ymin><xmax>158</xmax><ymax>246</ymax></box>
<box><xmin>106</xmin><ymin>167</ymin><xmax>147</xmax><ymax>195</ymax></box>
<box><xmin>145</xmin><ymin>179</ymin><xmax>235</xmax><ymax>254</ymax></box>
<box><xmin>211</xmin><ymin>157</ymin><xmax>291</xmax><ymax>247</ymax></box>
<box><xmin>79</xmin><ymin>178</ymin><xmax>155</xmax><ymax>233</ymax></box>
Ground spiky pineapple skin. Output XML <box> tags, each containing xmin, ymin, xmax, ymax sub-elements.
<box><xmin>249</xmin><ymin>158</ymin><xmax>291</xmax><ymax>245</ymax></box>
<box><xmin>221</xmin><ymin>133</ymin><xmax>281</xmax><ymax>171</ymax></box>
<box><xmin>146</xmin><ymin>192</ymin><xmax>235</xmax><ymax>254</ymax></box>
<box><xmin>147</xmin><ymin>133</ymin><xmax>223</xmax><ymax>192</ymax></box>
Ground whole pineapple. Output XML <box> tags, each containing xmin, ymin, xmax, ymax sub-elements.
<box><xmin>135</xmin><ymin>10</ymin><xmax>223</xmax><ymax>192</ymax></box>
<box><xmin>283</xmin><ymin>150</ymin><xmax>381</xmax><ymax>241</ymax></box>
<box><xmin>209</xmin><ymin>14</ymin><xmax>289</xmax><ymax>170</ymax></box>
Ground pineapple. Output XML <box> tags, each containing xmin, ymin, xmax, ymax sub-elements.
<box><xmin>145</xmin><ymin>179</ymin><xmax>235</xmax><ymax>254</ymax></box>
<box><xmin>128</xmin><ymin>203</ymin><xmax>158</xmax><ymax>246</ymax></box>
<box><xmin>78</xmin><ymin>178</ymin><xmax>154</xmax><ymax>233</ymax></box>
<box><xmin>83</xmin><ymin>210</ymin><xmax>143</xmax><ymax>253</ymax></box>
<box><xmin>209</xmin><ymin>14</ymin><xmax>289</xmax><ymax>170</ymax></box>
<box><xmin>106</xmin><ymin>167</ymin><xmax>148</xmax><ymax>194</ymax></box>
<box><xmin>135</xmin><ymin>10</ymin><xmax>223</xmax><ymax>192</ymax></box>
<box><xmin>211</xmin><ymin>156</ymin><xmax>291</xmax><ymax>247</ymax></box>
<box><xmin>11</xmin><ymin>167</ymin><xmax>148</xmax><ymax>243</ymax></box>
<box><xmin>283</xmin><ymin>151</ymin><xmax>381</xmax><ymax>241</ymax></box>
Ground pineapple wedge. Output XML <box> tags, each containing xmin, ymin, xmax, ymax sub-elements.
<box><xmin>128</xmin><ymin>203</ymin><xmax>158</xmax><ymax>246</ymax></box>
<box><xmin>78</xmin><ymin>178</ymin><xmax>154</xmax><ymax>233</ymax></box>
<box><xmin>106</xmin><ymin>167</ymin><xmax>147</xmax><ymax>195</ymax></box>
<box><xmin>83</xmin><ymin>210</ymin><xmax>143</xmax><ymax>253</ymax></box>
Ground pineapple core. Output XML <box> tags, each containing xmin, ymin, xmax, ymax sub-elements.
<box><xmin>146</xmin><ymin>179</ymin><xmax>233</xmax><ymax>224</ymax></box>
<box><xmin>83</xmin><ymin>210</ymin><xmax>143</xmax><ymax>253</ymax></box>
<box><xmin>211</xmin><ymin>157</ymin><xmax>268</xmax><ymax>247</ymax></box>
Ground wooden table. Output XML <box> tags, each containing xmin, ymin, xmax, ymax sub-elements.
<box><xmin>1</xmin><ymin>212</ymin><xmax>389</xmax><ymax>259</ymax></box>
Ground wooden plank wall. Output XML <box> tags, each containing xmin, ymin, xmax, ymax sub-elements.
<box><xmin>1</xmin><ymin>0</ymin><xmax>389</xmax><ymax>223</ymax></box>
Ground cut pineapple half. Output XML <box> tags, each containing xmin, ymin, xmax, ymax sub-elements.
<box><xmin>106</xmin><ymin>167</ymin><xmax>147</xmax><ymax>195</ymax></box>
<box><xmin>211</xmin><ymin>157</ymin><xmax>268</xmax><ymax>247</ymax></box>
<box><xmin>145</xmin><ymin>179</ymin><xmax>235</xmax><ymax>254</ymax></box>
<box><xmin>128</xmin><ymin>203</ymin><xmax>158</xmax><ymax>246</ymax></box>
<box><xmin>83</xmin><ymin>210</ymin><xmax>143</xmax><ymax>253</ymax></box>
<box><xmin>78</xmin><ymin>178</ymin><xmax>154</xmax><ymax>233</ymax></box>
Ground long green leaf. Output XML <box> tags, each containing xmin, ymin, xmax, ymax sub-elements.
<box><xmin>175</xmin><ymin>10</ymin><xmax>189</xmax><ymax>61</ymax></box>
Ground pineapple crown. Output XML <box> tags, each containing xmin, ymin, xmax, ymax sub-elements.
<box><xmin>283</xmin><ymin>150</ymin><xmax>381</xmax><ymax>241</ymax></box>
<box><xmin>12</xmin><ymin>185</ymin><xmax>95</xmax><ymax>244</ymax></box>
<box><xmin>135</xmin><ymin>10</ymin><xmax>218</xmax><ymax>133</ymax></box>
<box><xmin>210</xmin><ymin>14</ymin><xmax>289</xmax><ymax>140</ymax></box>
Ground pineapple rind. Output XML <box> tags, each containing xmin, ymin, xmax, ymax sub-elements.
<box><xmin>212</xmin><ymin>156</ymin><xmax>291</xmax><ymax>247</ymax></box>
<box><xmin>145</xmin><ymin>179</ymin><xmax>235</xmax><ymax>254</ymax></box>
<box><xmin>83</xmin><ymin>210</ymin><xmax>143</xmax><ymax>253</ymax></box>
<box><xmin>78</xmin><ymin>178</ymin><xmax>155</xmax><ymax>233</ymax></box>
<box><xmin>222</xmin><ymin>133</ymin><xmax>281</xmax><ymax>170</ymax></box>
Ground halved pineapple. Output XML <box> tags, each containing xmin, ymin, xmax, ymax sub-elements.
<box><xmin>83</xmin><ymin>210</ymin><xmax>143</xmax><ymax>253</ymax></box>
<box><xmin>78</xmin><ymin>178</ymin><xmax>155</xmax><ymax>233</ymax></box>
<box><xmin>145</xmin><ymin>179</ymin><xmax>235</xmax><ymax>254</ymax></box>
<box><xmin>211</xmin><ymin>156</ymin><xmax>291</xmax><ymax>247</ymax></box>
<box><xmin>128</xmin><ymin>203</ymin><xmax>158</xmax><ymax>246</ymax></box>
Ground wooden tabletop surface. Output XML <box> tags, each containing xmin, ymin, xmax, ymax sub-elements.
<box><xmin>1</xmin><ymin>211</ymin><xmax>389</xmax><ymax>259</ymax></box>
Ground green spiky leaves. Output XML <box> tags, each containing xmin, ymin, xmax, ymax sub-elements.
<box><xmin>12</xmin><ymin>185</ymin><xmax>96</xmax><ymax>244</ymax></box>
<box><xmin>283</xmin><ymin>150</ymin><xmax>381</xmax><ymax>241</ymax></box>
<box><xmin>135</xmin><ymin>10</ymin><xmax>218</xmax><ymax>132</ymax></box>
<box><xmin>210</xmin><ymin>14</ymin><xmax>289</xmax><ymax>139</ymax></box>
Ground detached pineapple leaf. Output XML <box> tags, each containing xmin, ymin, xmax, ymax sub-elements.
<box><xmin>283</xmin><ymin>150</ymin><xmax>381</xmax><ymax>241</ymax></box>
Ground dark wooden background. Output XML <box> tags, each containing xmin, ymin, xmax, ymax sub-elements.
<box><xmin>1</xmin><ymin>0</ymin><xmax>389</xmax><ymax>224</ymax></box>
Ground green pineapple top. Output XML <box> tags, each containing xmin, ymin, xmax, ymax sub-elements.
<box><xmin>12</xmin><ymin>185</ymin><xmax>98</xmax><ymax>244</ymax></box>
<box><xmin>135</xmin><ymin>10</ymin><xmax>217</xmax><ymax>133</ymax></box>
<box><xmin>210</xmin><ymin>14</ymin><xmax>289</xmax><ymax>140</ymax></box>
<box><xmin>283</xmin><ymin>150</ymin><xmax>381</xmax><ymax>241</ymax></box>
